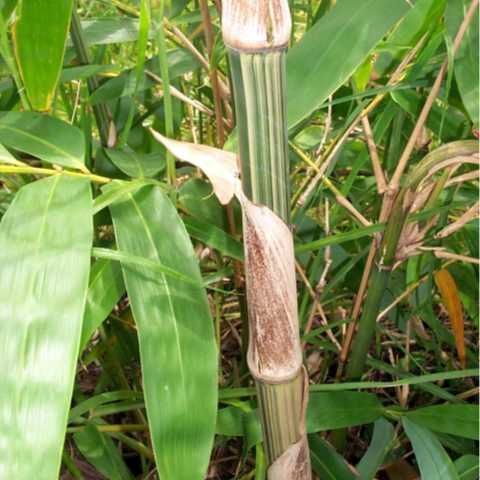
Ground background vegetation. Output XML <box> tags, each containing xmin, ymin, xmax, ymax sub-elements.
<box><xmin>0</xmin><ymin>0</ymin><xmax>478</xmax><ymax>479</ymax></box>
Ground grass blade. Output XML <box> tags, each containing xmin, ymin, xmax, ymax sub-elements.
<box><xmin>403</xmin><ymin>417</ymin><xmax>459</xmax><ymax>480</ymax></box>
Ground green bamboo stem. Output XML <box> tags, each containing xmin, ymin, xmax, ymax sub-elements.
<box><xmin>231</xmin><ymin>48</ymin><xmax>305</xmax><ymax>465</ymax></box>
<box><xmin>152</xmin><ymin>1</ymin><xmax>175</xmax><ymax>186</ymax></box>
<box><xmin>229</xmin><ymin>50</ymin><xmax>290</xmax><ymax>222</ymax></box>
<box><xmin>70</xmin><ymin>7</ymin><xmax>115</xmax><ymax>148</ymax></box>
<box><xmin>223</xmin><ymin>1</ymin><xmax>310</xmax><ymax>474</ymax></box>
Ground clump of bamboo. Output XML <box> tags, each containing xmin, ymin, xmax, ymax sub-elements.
<box><xmin>223</xmin><ymin>1</ymin><xmax>311</xmax><ymax>477</ymax></box>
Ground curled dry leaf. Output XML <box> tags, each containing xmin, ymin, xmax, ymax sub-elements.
<box><xmin>153</xmin><ymin>131</ymin><xmax>303</xmax><ymax>382</ymax></box>
<box><xmin>150</xmin><ymin>129</ymin><xmax>239</xmax><ymax>204</ymax></box>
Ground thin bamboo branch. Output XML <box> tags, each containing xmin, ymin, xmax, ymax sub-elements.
<box><xmin>199</xmin><ymin>0</ymin><xmax>226</xmax><ymax>146</ymax></box>
<box><xmin>291</xmin><ymin>143</ymin><xmax>371</xmax><ymax>226</ymax></box>
<box><xmin>361</xmin><ymin>114</ymin><xmax>387</xmax><ymax>193</ymax></box>
<box><xmin>435</xmin><ymin>201</ymin><xmax>480</xmax><ymax>238</ymax></box>
<box><xmin>145</xmin><ymin>69</ymin><xmax>216</xmax><ymax>116</ymax></box>
<box><xmin>0</xmin><ymin>164</ymin><xmax>111</xmax><ymax>183</ymax></box>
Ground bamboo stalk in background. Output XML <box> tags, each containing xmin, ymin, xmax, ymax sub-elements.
<box><xmin>222</xmin><ymin>1</ymin><xmax>311</xmax><ymax>477</ymax></box>
<box><xmin>346</xmin><ymin>141</ymin><xmax>479</xmax><ymax>380</ymax></box>
<box><xmin>70</xmin><ymin>7</ymin><xmax>116</xmax><ymax>148</ymax></box>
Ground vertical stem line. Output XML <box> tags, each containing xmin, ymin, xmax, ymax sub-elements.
<box><xmin>70</xmin><ymin>7</ymin><xmax>115</xmax><ymax>147</ymax></box>
<box><xmin>153</xmin><ymin>2</ymin><xmax>175</xmax><ymax>186</ymax></box>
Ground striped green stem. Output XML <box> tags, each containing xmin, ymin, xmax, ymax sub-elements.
<box><xmin>223</xmin><ymin>1</ymin><xmax>310</xmax><ymax>475</ymax></box>
<box><xmin>229</xmin><ymin>50</ymin><xmax>290</xmax><ymax>221</ymax></box>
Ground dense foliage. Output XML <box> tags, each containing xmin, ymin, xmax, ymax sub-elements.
<box><xmin>0</xmin><ymin>0</ymin><xmax>478</xmax><ymax>479</ymax></box>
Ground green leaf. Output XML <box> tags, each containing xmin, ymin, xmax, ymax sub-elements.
<box><xmin>184</xmin><ymin>216</ymin><xmax>244</xmax><ymax>261</ymax></box>
<box><xmin>0</xmin><ymin>141</ymin><xmax>22</xmax><ymax>165</ymax></box>
<box><xmin>0</xmin><ymin>112</ymin><xmax>86</xmax><ymax>171</ymax></box>
<box><xmin>80</xmin><ymin>258</ymin><xmax>125</xmax><ymax>351</ymax></box>
<box><xmin>78</xmin><ymin>17</ymin><xmax>151</xmax><ymax>45</ymax></box>
<box><xmin>307</xmin><ymin>392</ymin><xmax>383</xmax><ymax>431</ymax></box>
<box><xmin>106</xmin><ymin>148</ymin><xmax>165</xmax><ymax>178</ymax></box>
<box><xmin>446</xmin><ymin>0</ymin><xmax>479</xmax><ymax>123</ymax></box>
<box><xmin>405</xmin><ymin>404</ymin><xmax>479</xmax><ymax>440</ymax></box>
<box><xmin>89</xmin><ymin>49</ymin><xmax>199</xmax><ymax>105</ymax></box>
<box><xmin>74</xmin><ymin>423</ymin><xmax>134</xmax><ymax>480</ymax></box>
<box><xmin>107</xmin><ymin>184</ymin><xmax>218</xmax><ymax>480</ymax></box>
<box><xmin>69</xmin><ymin>391</ymin><xmax>143</xmax><ymax>422</ymax></box>
<box><xmin>0</xmin><ymin>0</ymin><xmax>16</xmax><ymax>21</ymax></box>
<box><xmin>403</xmin><ymin>417</ymin><xmax>459</xmax><ymax>480</ymax></box>
<box><xmin>13</xmin><ymin>0</ymin><xmax>74</xmax><ymax>110</ymax></box>
<box><xmin>375</xmin><ymin>0</ymin><xmax>446</xmax><ymax>76</ymax></box>
<box><xmin>0</xmin><ymin>175</ymin><xmax>92</xmax><ymax>479</ymax></box>
<box><xmin>391</xmin><ymin>89</ymin><xmax>465</xmax><ymax>141</ymax></box>
<box><xmin>454</xmin><ymin>455</ymin><xmax>479</xmax><ymax>480</ymax></box>
<box><xmin>92</xmin><ymin>179</ymin><xmax>150</xmax><ymax>215</ymax></box>
<box><xmin>357</xmin><ymin>418</ymin><xmax>395</xmax><ymax>480</ymax></box>
<box><xmin>309</xmin><ymin>435</ymin><xmax>358</xmax><ymax>480</ymax></box>
<box><xmin>286</xmin><ymin>0</ymin><xmax>410</xmax><ymax>129</ymax></box>
<box><xmin>179</xmin><ymin>178</ymin><xmax>229</xmax><ymax>230</ymax></box>
<box><xmin>216</xmin><ymin>406</ymin><xmax>262</xmax><ymax>449</ymax></box>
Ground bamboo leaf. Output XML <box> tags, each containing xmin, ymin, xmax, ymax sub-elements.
<box><xmin>0</xmin><ymin>175</ymin><xmax>93</xmax><ymax>479</ymax></box>
<box><xmin>446</xmin><ymin>0</ymin><xmax>479</xmax><ymax>124</ymax></box>
<box><xmin>405</xmin><ymin>404</ymin><xmax>479</xmax><ymax>440</ymax></box>
<box><xmin>286</xmin><ymin>0</ymin><xmax>410</xmax><ymax>129</ymax></box>
<box><xmin>0</xmin><ymin>112</ymin><xmax>87</xmax><ymax>171</ymax></box>
<box><xmin>309</xmin><ymin>435</ymin><xmax>357</xmax><ymax>480</ymax></box>
<box><xmin>106</xmin><ymin>148</ymin><xmax>165</xmax><ymax>178</ymax></box>
<box><xmin>307</xmin><ymin>392</ymin><xmax>383</xmax><ymax>431</ymax></box>
<box><xmin>184</xmin><ymin>216</ymin><xmax>244</xmax><ymax>261</ymax></box>
<box><xmin>13</xmin><ymin>0</ymin><xmax>74</xmax><ymax>110</ymax></box>
<box><xmin>455</xmin><ymin>455</ymin><xmax>479</xmax><ymax>480</ymax></box>
<box><xmin>0</xmin><ymin>0</ymin><xmax>16</xmax><ymax>21</ymax></box>
<box><xmin>434</xmin><ymin>268</ymin><xmax>466</xmax><ymax>367</ymax></box>
<box><xmin>74</xmin><ymin>423</ymin><xmax>134</xmax><ymax>480</ymax></box>
<box><xmin>107</xmin><ymin>184</ymin><xmax>218</xmax><ymax>480</ymax></box>
<box><xmin>179</xmin><ymin>178</ymin><xmax>229</xmax><ymax>230</ymax></box>
<box><xmin>357</xmin><ymin>418</ymin><xmax>395</xmax><ymax>480</ymax></box>
<box><xmin>0</xmin><ymin>141</ymin><xmax>22</xmax><ymax>165</ymax></box>
<box><xmin>403</xmin><ymin>417</ymin><xmax>459</xmax><ymax>480</ymax></box>
<box><xmin>80</xmin><ymin>258</ymin><xmax>125</xmax><ymax>351</ymax></box>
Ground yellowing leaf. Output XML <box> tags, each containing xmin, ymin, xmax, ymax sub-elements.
<box><xmin>434</xmin><ymin>268</ymin><xmax>466</xmax><ymax>368</ymax></box>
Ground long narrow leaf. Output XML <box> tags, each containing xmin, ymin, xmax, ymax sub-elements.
<box><xmin>286</xmin><ymin>0</ymin><xmax>410</xmax><ymax>129</ymax></box>
<box><xmin>108</xmin><ymin>184</ymin><xmax>218</xmax><ymax>480</ymax></box>
<box><xmin>0</xmin><ymin>175</ymin><xmax>92</xmax><ymax>479</ymax></box>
